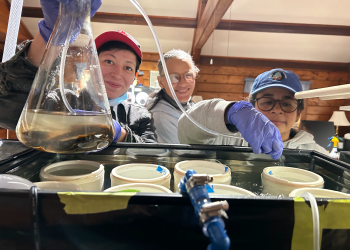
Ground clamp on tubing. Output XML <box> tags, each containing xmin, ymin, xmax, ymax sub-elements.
<box><xmin>179</xmin><ymin>170</ymin><xmax>231</xmax><ymax>250</ymax></box>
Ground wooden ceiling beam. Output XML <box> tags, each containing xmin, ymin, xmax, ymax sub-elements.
<box><xmin>21</xmin><ymin>7</ymin><xmax>350</xmax><ymax>37</ymax></box>
<box><xmin>21</xmin><ymin>7</ymin><xmax>197</xmax><ymax>29</ymax></box>
<box><xmin>216</xmin><ymin>20</ymin><xmax>350</xmax><ymax>36</ymax></box>
<box><xmin>191</xmin><ymin>0</ymin><xmax>207</xmax><ymax>63</ymax></box>
<box><xmin>193</xmin><ymin>0</ymin><xmax>234</xmax><ymax>50</ymax></box>
<box><xmin>200</xmin><ymin>55</ymin><xmax>350</xmax><ymax>72</ymax></box>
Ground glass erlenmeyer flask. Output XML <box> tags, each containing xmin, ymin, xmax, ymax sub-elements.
<box><xmin>16</xmin><ymin>0</ymin><xmax>114</xmax><ymax>154</ymax></box>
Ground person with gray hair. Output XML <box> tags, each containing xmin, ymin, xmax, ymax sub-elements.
<box><xmin>146</xmin><ymin>49</ymin><xmax>199</xmax><ymax>144</ymax></box>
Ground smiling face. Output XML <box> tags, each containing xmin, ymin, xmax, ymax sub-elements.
<box><xmin>99</xmin><ymin>49</ymin><xmax>137</xmax><ymax>99</ymax></box>
<box><xmin>158</xmin><ymin>58</ymin><xmax>196</xmax><ymax>102</ymax></box>
<box><xmin>255</xmin><ymin>87</ymin><xmax>301</xmax><ymax>142</ymax></box>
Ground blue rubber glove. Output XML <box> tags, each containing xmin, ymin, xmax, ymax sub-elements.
<box><xmin>39</xmin><ymin>0</ymin><xmax>102</xmax><ymax>43</ymax></box>
<box><xmin>112</xmin><ymin>120</ymin><xmax>122</xmax><ymax>142</ymax></box>
<box><xmin>227</xmin><ymin>101</ymin><xmax>283</xmax><ymax>160</ymax></box>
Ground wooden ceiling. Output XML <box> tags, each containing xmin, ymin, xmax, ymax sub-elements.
<box><xmin>2</xmin><ymin>0</ymin><xmax>350</xmax><ymax>68</ymax></box>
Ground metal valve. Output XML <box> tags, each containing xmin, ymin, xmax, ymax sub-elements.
<box><xmin>199</xmin><ymin>200</ymin><xmax>229</xmax><ymax>223</ymax></box>
<box><xmin>185</xmin><ymin>174</ymin><xmax>213</xmax><ymax>191</ymax></box>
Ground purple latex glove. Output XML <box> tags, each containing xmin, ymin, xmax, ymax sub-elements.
<box><xmin>227</xmin><ymin>101</ymin><xmax>283</xmax><ymax>160</ymax></box>
<box><xmin>112</xmin><ymin>120</ymin><xmax>122</xmax><ymax>143</ymax></box>
<box><xmin>39</xmin><ymin>0</ymin><xmax>102</xmax><ymax>43</ymax></box>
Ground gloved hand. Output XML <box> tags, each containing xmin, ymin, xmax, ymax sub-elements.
<box><xmin>39</xmin><ymin>0</ymin><xmax>102</xmax><ymax>43</ymax></box>
<box><xmin>112</xmin><ymin>120</ymin><xmax>122</xmax><ymax>142</ymax></box>
<box><xmin>227</xmin><ymin>101</ymin><xmax>283</xmax><ymax>160</ymax></box>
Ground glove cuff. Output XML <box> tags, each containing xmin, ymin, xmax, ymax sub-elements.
<box><xmin>230</xmin><ymin>101</ymin><xmax>254</xmax><ymax>113</ymax></box>
<box><xmin>38</xmin><ymin>20</ymin><xmax>52</xmax><ymax>43</ymax></box>
<box><xmin>227</xmin><ymin>101</ymin><xmax>254</xmax><ymax>125</ymax></box>
<box><xmin>112</xmin><ymin>120</ymin><xmax>122</xmax><ymax>142</ymax></box>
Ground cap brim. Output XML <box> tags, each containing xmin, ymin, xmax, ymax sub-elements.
<box><xmin>95</xmin><ymin>31</ymin><xmax>142</xmax><ymax>60</ymax></box>
<box><xmin>250</xmin><ymin>84</ymin><xmax>298</xmax><ymax>95</ymax></box>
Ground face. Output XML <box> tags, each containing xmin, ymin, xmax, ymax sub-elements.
<box><xmin>158</xmin><ymin>58</ymin><xmax>196</xmax><ymax>102</ymax></box>
<box><xmin>99</xmin><ymin>49</ymin><xmax>137</xmax><ymax>99</ymax></box>
<box><xmin>255</xmin><ymin>87</ymin><xmax>301</xmax><ymax>141</ymax></box>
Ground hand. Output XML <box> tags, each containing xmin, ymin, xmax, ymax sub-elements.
<box><xmin>112</xmin><ymin>120</ymin><xmax>122</xmax><ymax>142</ymax></box>
<box><xmin>227</xmin><ymin>101</ymin><xmax>283</xmax><ymax>160</ymax></box>
<box><xmin>38</xmin><ymin>0</ymin><xmax>102</xmax><ymax>43</ymax></box>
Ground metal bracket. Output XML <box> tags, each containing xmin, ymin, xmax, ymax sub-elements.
<box><xmin>199</xmin><ymin>200</ymin><xmax>229</xmax><ymax>223</ymax></box>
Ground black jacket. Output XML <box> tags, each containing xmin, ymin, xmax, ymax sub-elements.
<box><xmin>112</xmin><ymin>101</ymin><xmax>156</xmax><ymax>143</ymax></box>
<box><xmin>0</xmin><ymin>40</ymin><xmax>156</xmax><ymax>143</ymax></box>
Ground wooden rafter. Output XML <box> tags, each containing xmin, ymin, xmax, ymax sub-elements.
<box><xmin>22</xmin><ymin>7</ymin><xmax>350</xmax><ymax>37</ymax></box>
<box><xmin>193</xmin><ymin>0</ymin><xmax>234</xmax><ymax>50</ymax></box>
<box><xmin>191</xmin><ymin>0</ymin><xmax>207</xmax><ymax>63</ymax></box>
<box><xmin>21</xmin><ymin>7</ymin><xmax>197</xmax><ymax>29</ymax></box>
<box><xmin>200</xmin><ymin>55</ymin><xmax>350</xmax><ymax>72</ymax></box>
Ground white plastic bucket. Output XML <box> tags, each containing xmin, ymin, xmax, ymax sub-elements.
<box><xmin>174</xmin><ymin>160</ymin><xmax>231</xmax><ymax>192</ymax></box>
<box><xmin>209</xmin><ymin>184</ymin><xmax>256</xmax><ymax>196</ymax></box>
<box><xmin>261</xmin><ymin>166</ymin><xmax>324</xmax><ymax>196</ymax></box>
<box><xmin>0</xmin><ymin>174</ymin><xmax>35</xmax><ymax>190</ymax></box>
<box><xmin>34</xmin><ymin>181</ymin><xmax>82</xmax><ymax>191</ymax></box>
<box><xmin>126</xmin><ymin>148</ymin><xmax>170</xmax><ymax>157</ymax></box>
<box><xmin>110</xmin><ymin>164</ymin><xmax>171</xmax><ymax>189</ymax></box>
<box><xmin>104</xmin><ymin>183</ymin><xmax>172</xmax><ymax>194</ymax></box>
<box><xmin>39</xmin><ymin>160</ymin><xmax>104</xmax><ymax>191</ymax></box>
<box><xmin>289</xmin><ymin>188</ymin><xmax>350</xmax><ymax>198</ymax></box>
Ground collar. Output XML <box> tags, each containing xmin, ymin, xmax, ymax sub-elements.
<box><xmin>160</xmin><ymin>89</ymin><xmax>193</xmax><ymax>111</ymax></box>
<box><xmin>109</xmin><ymin>92</ymin><xmax>128</xmax><ymax>107</ymax></box>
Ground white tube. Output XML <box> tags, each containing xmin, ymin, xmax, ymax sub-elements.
<box><xmin>319</xmin><ymin>93</ymin><xmax>350</xmax><ymax>100</ymax></box>
<box><xmin>301</xmin><ymin>192</ymin><xmax>320</xmax><ymax>250</ymax></box>
<box><xmin>340</xmin><ymin>106</ymin><xmax>350</xmax><ymax>111</ymax></box>
<box><xmin>295</xmin><ymin>84</ymin><xmax>350</xmax><ymax>99</ymax></box>
<box><xmin>2</xmin><ymin>0</ymin><xmax>23</xmax><ymax>62</ymax></box>
<box><xmin>129</xmin><ymin>0</ymin><xmax>241</xmax><ymax>139</ymax></box>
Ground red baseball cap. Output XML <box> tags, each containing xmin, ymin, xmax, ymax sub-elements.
<box><xmin>95</xmin><ymin>30</ymin><xmax>142</xmax><ymax>62</ymax></box>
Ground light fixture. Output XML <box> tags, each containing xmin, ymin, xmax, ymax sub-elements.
<box><xmin>328</xmin><ymin>111</ymin><xmax>350</xmax><ymax>136</ymax></box>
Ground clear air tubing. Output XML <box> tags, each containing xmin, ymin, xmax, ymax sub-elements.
<box><xmin>301</xmin><ymin>192</ymin><xmax>320</xmax><ymax>250</ymax></box>
<box><xmin>129</xmin><ymin>0</ymin><xmax>241</xmax><ymax>139</ymax></box>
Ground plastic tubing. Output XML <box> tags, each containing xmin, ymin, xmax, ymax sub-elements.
<box><xmin>129</xmin><ymin>0</ymin><xmax>241</xmax><ymax>139</ymax></box>
<box><xmin>59</xmin><ymin>9</ymin><xmax>77</xmax><ymax>115</ymax></box>
<box><xmin>301</xmin><ymin>192</ymin><xmax>320</xmax><ymax>250</ymax></box>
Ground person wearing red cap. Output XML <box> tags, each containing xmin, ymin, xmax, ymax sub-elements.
<box><xmin>0</xmin><ymin>0</ymin><xmax>156</xmax><ymax>143</ymax></box>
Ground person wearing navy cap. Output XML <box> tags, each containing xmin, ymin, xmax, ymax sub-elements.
<box><xmin>248</xmin><ymin>69</ymin><xmax>327</xmax><ymax>153</ymax></box>
<box><xmin>178</xmin><ymin>68</ymin><xmax>327</xmax><ymax>156</ymax></box>
<box><xmin>0</xmin><ymin>0</ymin><xmax>156</xmax><ymax>143</ymax></box>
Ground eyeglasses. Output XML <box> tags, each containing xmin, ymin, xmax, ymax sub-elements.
<box><xmin>254</xmin><ymin>97</ymin><xmax>300</xmax><ymax>113</ymax></box>
<box><xmin>161</xmin><ymin>72</ymin><xmax>199</xmax><ymax>84</ymax></box>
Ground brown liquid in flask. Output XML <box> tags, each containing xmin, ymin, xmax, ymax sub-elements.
<box><xmin>16</xmin><ymin>0</ymin><xmax>114</xmax><ymax>154</ymax></box>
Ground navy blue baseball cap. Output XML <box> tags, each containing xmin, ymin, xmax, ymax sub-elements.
<box><xmin>250</xmin><ymin>68</ymin><xmax>302</xmax><ymax>95</ymax></box>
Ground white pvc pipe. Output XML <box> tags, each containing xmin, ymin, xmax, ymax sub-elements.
<box><xmin>340</xmin><ymin>106</ymin><xmax>350</xmax><ymax>111</ymax></box>
<box><xmin>294</xmin><ymin>84</ymin><xmax>350</xmax><ymax>99</ymax></box>
<box><xmin>2</xmin><ymin>0</ymin><xmax>24</xmax><ymax>62</ymax></box>
<box><xmin>319</xmin><ymin>93</ymin><xmax>350</xmax><ymax>100</ymax></box>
